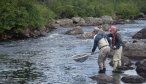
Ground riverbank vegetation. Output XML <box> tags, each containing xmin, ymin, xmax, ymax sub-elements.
<box><xmin>0</xmin><ymin>0</ymin><xmax>146</xmax><ymax>39</ymax></box>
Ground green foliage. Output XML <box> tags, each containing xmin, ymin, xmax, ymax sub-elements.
<box><xmin>0</xmin><ymin>0</ymin><xmax>55</xmax><ymax>34</ymax></box>
<box><xmin>0</xmin><ymin>0</ymin><xmax>26</xmax><ymax>33</ymax></box>
<box><xmin>34</xmin><ymin>3</ymin><xmax>56</xmax><ymax>25</ymax></box>
<box><xmin>0</xmin><ymin>0</ymin><xmax>146</xmax><ymax>36</ymax></box>
<box><xmin>55</xmin><ymin>5</ymin><xmax>77</xmax><ymax>18</ymax></box>
<box><xmin>95</xmin><ymin>4</ymin><xmax>114</xmax><ymax>17</ymax></box>
<box><xmin>116</xmin><ymin>2</ymin><xmax>139</xmax><ymax>19</ymax></box>
<box><xmin>136</xmin><ymin>0</ymin><xmax>146</xmax><ymax>14</ymax></box>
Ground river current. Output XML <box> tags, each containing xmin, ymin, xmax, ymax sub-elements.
<box><xmin>0</xmin><ymin>20</ymin><xmax>146</xmax><ymax>84</ymax></box>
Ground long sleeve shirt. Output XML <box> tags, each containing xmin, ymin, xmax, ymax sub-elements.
<box><xmin>107</xmin><ymin>32</ymin><xmax>123</xmax><ymax>49</ymax></box>
<box><xmin>92</xmin><ymin>32</ymin><xmax>111</xmax><ymax>52</ymax></box>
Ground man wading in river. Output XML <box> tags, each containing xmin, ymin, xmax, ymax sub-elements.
<box><xmin>91</xmin><ymin>27</ymin><xmax>110</xmax><ymax>73</ymax></box>
<box><xmin>108</xmin><ymin>25</ymin><xmax>123</xmax><ymax>73</ymax></box>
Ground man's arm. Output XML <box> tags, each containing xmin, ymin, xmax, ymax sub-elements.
<box><xmin>91</xmin><ymin>34</ymin><xmax>101</xmax><ymax>55</ymax></box>
<box><xmin>92</xmin><ymin>40</ymin><xmax>98</xmax><ymax>53</ymax></box>
<box><xmin>106</xmin><ymin>33</ymin><xmax>113</xmax><ymax>47</ymax></box>
<box><xmin>116</xmin><ymin>33</ymin><xmax>123</xmax><ymax>49</ymax></box>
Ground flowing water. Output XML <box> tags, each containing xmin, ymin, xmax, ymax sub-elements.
<box><xmin>0</xmin><ymin>20</ymin><xmax>146</xmax><ymax>84</ymax></box>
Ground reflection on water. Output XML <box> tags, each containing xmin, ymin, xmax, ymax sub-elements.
<box><xmin>112</xmin><ymin>73</ymin><xmax>121</xmax><ymax>84</ymax></box>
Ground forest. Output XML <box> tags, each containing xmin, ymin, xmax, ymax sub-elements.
<box><xmin>0</xmin><ymin>0</ymin><xmax>146</xmax><ymax>37</ymax></box>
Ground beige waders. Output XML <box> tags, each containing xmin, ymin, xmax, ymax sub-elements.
<box><xmin>98</xmin><ymin>46</ymin><xmax>110</xmax><ymax>70</ymax></box>
<box><xmin>113</xmin><ymin>46</ymin><xmax>123</xmax><ymax>71</ymax></box>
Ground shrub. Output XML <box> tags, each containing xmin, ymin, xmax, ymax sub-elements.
<box><xmin>0</xmin><ymin>0</ymin><xmax>55</xmax><ymax>34</ymax></box>
<box><xmin>116</xmin><ymin>2</ymin><xmax>139</xmax><ymax>19</ymax></box>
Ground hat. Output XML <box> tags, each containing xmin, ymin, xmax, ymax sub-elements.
<box><xmin>94</xmin><ymin>27</ymin><xmax>103</xmax><ymax>32</ymax></box>
<box><xmin>108</xmin><ymin>25</ymin><xmax>117</xmax><ymax>33</ymax></box>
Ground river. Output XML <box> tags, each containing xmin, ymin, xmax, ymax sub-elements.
<box><xmin>0</xmin><ymin>20</ymin><xmax>146</xmax><ymax>84</ymax></box>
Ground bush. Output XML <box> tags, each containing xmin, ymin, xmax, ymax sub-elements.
<box><xmin>116</xmin><ymin>2</ymin><xmax>139</xmax><ymax>19</ymax></box>
<box><xmin>0</xmin><ymin>0</ymin><xmax>55</xmax><ymax>34</ymax></box>
<box><xmin>95</xmin><ymin>4</ymin><xmax>114</xmax><ymax>17</ymax></box>
<box><xmin>55</xmin><ymin>5</ymin><xmax>77</xmax><ymax>18</ymax></box>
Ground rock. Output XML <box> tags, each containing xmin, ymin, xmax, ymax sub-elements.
<box><xmin>135</xmin><ymin>12</ymin><xmax>146</xmax><ymax>20</ymax></box>
<box><xmin>101</xmin><ymin>16</ymin><xmax>113</xmax><ymax>24</ymax></box>
<box><xmin>102</xmin><ymin>24</ymin><xmax>110</xmax><ymax>31</ymax></box>
<box><xmin>123</xmin><ymin>42</ymin><xmax>146</xmax><ymax>59</ymax></box>
<box><xmin>84</xmin><ymin>17</ymin><xmax>103</xmax><ymax>26</ymax></box>
<box><xmin>56</xmin><ymin>19</ymin><xmax>73</xmax><ymax>27</ymax></box>
<box><xmin>65</xmin><ymin>26</ymin><xmax>84</xmax><ymax>35</ymax></box>
<box><xmin>78</xmin><ymin>28</ymin><xmax>99</xmax><ymax>39</ymax></box>
<box><xmin>47</xmin><ymin>20</ymin><xmax>60</xmax><ymax>28</ymax></box>
<box><xmin>79</xmin><ymin>32</ymin><xmax>95</xmax><ymax>39</ymax></box>
<box><xmin>133</xmin><ymin>28</ymin><xmax>146</xmax><ymax>39</ymax></box>
<box><xmin>72</xmin><ymin>17</ymin><xmax>81</xmax><ymax>23</ymax></box>
<box><xmin>90</xmin><ymin>74</ymin><xmax>113</xmax><ymax>83</ymax></box>
<box><xmin>136</xmin><ymin>59</ymin><xmax>146</xmax><ymax>78</ymax></box>
<box><xmin>72</xmin><ymin>17</ymin><xmax>86</xmax><ymax>26</ymax></box>
<box><xmin>95</xmin><ymin>18</ymin><xmax>103</xmax><ymax>25</ymax></box>
<box><xmin>121</xmin><ymin>75</ymin><xmax>145</xmax><ymax>83</ymax></box>
<box><xmin>109</xmin><ymin>56</ymin><xmax>132</xmax><ymax>69</ymax></box>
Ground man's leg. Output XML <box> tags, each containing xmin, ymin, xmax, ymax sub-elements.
<box><xmin>116</xmin><ymin>46</ymin><xmax>122</xmax><ymax>67</ymax></box>
<box><xmin>98</xmin><ymin>47</ymin><xmax>110</xmax><ymax>73</ymax></box>
<box><xmin>113</xmin><ymin>60</ymin><xmax>118</xmax><ymax>71</ymax></box>
<box><xmin>98</xmin><ymin>48</ymin><xmax>106</xmax><ymax>73</ymax></box>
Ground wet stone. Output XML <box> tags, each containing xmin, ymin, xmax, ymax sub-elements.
<box><xmin>90</xmin><ymin>74</ymin><xmax>113</xmax><ymax>83</ymax></box>
<box><xmin>136</xmin><ymin>59</ymin><xmax>146</xmax><ymax>78</ymax></box>
<box><xmin>121</xmin><ymin>75</ymin><xmax>146</xmax><ymax>83</ymax></box>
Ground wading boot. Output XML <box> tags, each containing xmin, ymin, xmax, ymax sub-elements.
<box><xmin>112</xmin><ymin>70</ymin><xmax>123</xmax><ymax>73</ymax></box>
<box><xmin>98</xmin><ymin>69</ymin><xmax>105</xmax><ymax>73</ymax></box>
<box><xmin>103</xmin><ymin>68</ymin><xmax>106</xmax><ymax>72</ymax></box>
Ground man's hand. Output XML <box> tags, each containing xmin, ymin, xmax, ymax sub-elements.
<box><xmin>113</xmin><ymin>46</ymin><xmax>117</xmax><ymax>50</ymax></box>
<box><xmin>91</xmin><ymin>52</ymin><xmax>94</xmax><ymax>55</ymax></box>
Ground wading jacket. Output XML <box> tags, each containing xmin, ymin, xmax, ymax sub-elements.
<box><xmin>92</xmin><ymin>32</ymin><xmax>110</xmax><ymax>53</ymax></box>
<box><xmin>107</xmin><ymin>32</ymin><xmax>123</xmax><ymax>49</ymax></box>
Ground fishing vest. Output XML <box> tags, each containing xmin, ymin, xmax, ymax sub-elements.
<box><xmin>98</xmin><ymin>37</ymin><xmax>109</xmax><ymax>49</ymax></box>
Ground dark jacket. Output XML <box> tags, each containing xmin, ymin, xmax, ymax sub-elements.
<box><xmin>92</xmin><ymin>32</ymin><xmax>110</xmax><ymax>52</ymax></box>
<box><xmin>107</xmin><ymin>32</ymin><xmax>123</xmax><ymax>49</ymax></box>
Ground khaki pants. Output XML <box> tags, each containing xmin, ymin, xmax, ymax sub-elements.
<box><xmin>98</xmin><ymin>46</ymin><xmax>110</xmax><ymax>70</ymax></box>
<box><xmin>113</xmin><ymin>46</ymin><xmax>123</xmax><ymax>70</ymax></box>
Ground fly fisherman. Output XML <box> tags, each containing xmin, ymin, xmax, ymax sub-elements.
<box><xmin>108</xmin><ymin>25</ymin><xmax>123</xmax><ymax>73</ymax></box>
<box><xmin>91</xmin><ymin>27</ymin><xmax>111</xmax><ymax>73</ymax></box>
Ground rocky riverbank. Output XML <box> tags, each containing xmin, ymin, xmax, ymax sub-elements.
<box><xmin>0</xmin><ymin>15</ymin><xmax>137</xmax><ymax>40</ymax></box>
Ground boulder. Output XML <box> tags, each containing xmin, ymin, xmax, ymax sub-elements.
<box><xmin>121</xmin><ymin>75</ymin><xmax>145</xmax><ymax>83</ymax></box>
<box><xmin>72</xmin><ymin>17</ymin><xmax>86</xmax><ymax>26</ymax></box>
<box><xmin>78</xmin><ymin>28</ymin><xmax>100</xmax><ymax>39</ymax></box>
<box><xmin>136</xmin><ymin>59</ymin><xmax>146</xmax><ymax>78</ymax></box>
<box><xmin>90</xmin><ymin>74</ymin><xmax>113</xmax><ymax>83</ymax></box>
<box><xmin>133</xmin><ymin>28</ymin><xmax>146</xmax><ymax>39</ymax></box>
<box><xmin>123</xmin><ymin>42</ymin><xmax>146</xmax><ymax>59</ymax></box>
<box><xmin>101</xmin><ymin>16</ymin><xmax>113</xmax><ymax>24</ymax></box>
<box><xmin>78</xmin><ymin>32</ymin><xmax>95</xmax><ymax>39</ymax></box>
<box><xmin>84</xmin><ymin>17</ymin><xmax>103</xmax><ymax>26</ymax></box>
<box><xmin>109</xmin><ymin>56</ymin><xmax>132</xmax><ymax>70</ymax></box>
<box><xmin>65</xmin><ymin>26</ymin><xmax>84</xmax><ymax>35</ymax></box>
<box><xmin>56</xmin><ymin>19</ymin><xmax>73</xmax><ymax>27</ymax></box>
<box><xmin>102</xmin><ymin>24</ymin><xmax>110</xmax><ymax>31</ymax></box>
